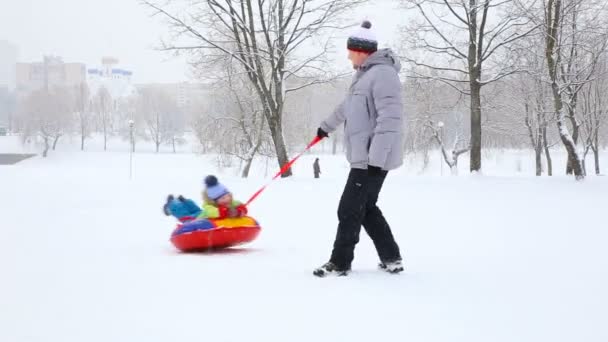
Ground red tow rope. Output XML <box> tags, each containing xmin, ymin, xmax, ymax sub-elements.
<box><xmin>245</xmin><ymin>136</ymin><xmax>322</xmax><ymax>206</ymax></box>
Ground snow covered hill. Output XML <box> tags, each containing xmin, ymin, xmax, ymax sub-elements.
<box><xmin>1</xmin><ymin>145</ymin><xmax>607</xmax><ymax>342</ymax></box>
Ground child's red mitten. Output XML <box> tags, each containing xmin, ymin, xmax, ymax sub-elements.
<box><xmin>218</xmin><ymin>206</ymin><xmax>229</xmax><ymax>219</ymax></box>
<box><xmin>236</xmin><ymin>204</ymin><xmax>248</xmax><ymax>217</ymax></box>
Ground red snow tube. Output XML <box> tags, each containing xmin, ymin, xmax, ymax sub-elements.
<box><xmin>170</xmin><ymin>216</ymin><xmax>261</xmax><ymax>252</ymax></box>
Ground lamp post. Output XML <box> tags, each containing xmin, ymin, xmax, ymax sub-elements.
<box><xmin>129</xmin><ymin>119</ymin><xmax>134</xmax><ymax>180</ymax></box>
<box><xmin>438</xmin><ymin>121</ymin><xmax>444</xmax><ymax>176</ymax></box>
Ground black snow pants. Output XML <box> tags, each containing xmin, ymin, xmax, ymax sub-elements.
<box><xmin>329</xmin><ymin>167</ymin><xmax>401</xmax><ymax>270</ymax></box>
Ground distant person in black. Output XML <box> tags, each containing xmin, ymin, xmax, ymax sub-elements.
<box><xmin>313</xmin><ymin>158</ymin><xmax>321</xmax><ymax>178</ymax></box>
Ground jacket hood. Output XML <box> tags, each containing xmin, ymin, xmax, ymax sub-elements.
<box><xmin>360</xmin><ymin>48</ymin><xmax>401</xmax><ymax>72</ymax></box>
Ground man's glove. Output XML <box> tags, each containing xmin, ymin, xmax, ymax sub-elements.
<box><xmin>317</xmin><ymin>127</ymin><xmax>329</xmax><ymax>139</ymax></box>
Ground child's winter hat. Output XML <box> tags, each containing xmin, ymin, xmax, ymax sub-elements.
<box><xmin>204</xmin><ymin>175</ymin><xmax>230</xmax><ymax>201</ymax></box>
<box><xmin>347</xmin><ymin>20</ymin><xmax>378</xmax><ymax>54</ymax></box>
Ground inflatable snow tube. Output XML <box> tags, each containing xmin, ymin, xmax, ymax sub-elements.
<box><xmin>170</xmin><ymin>216</ymin><xmax>261</xmax><ymax>252</ymax></box>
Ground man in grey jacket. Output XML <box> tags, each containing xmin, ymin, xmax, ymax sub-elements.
<box><xmin>313</xmin><ymin>20</ymin><xmax>404</xmax><ymax>277</ymax></box>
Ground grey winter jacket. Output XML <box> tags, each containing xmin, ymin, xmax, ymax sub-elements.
<box><xmin>320</xmin><ymin>49</ymin><xmax>404</xmax><ymax>170</ymax></box>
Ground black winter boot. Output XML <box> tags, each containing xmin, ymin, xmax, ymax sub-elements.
<box><xmin>378</xmin><ymin>259</ymin><xmax>404</xmax><ymax>274</ymax></box>
<box><xmin>313</xmin><ymin>261</ymin><xmax>350</xmax><ymax>277</ymax></box>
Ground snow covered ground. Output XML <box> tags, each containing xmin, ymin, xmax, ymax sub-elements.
<box><xmin>1</xmin><ymin>136</ymin><xmax>607</xmax><ymax>341</ymax></box>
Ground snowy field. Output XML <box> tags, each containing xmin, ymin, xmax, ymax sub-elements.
<box><xmin>1</xmin><ymin>136</ymin><xmax>608</xmax><ymax>342</ymax></box>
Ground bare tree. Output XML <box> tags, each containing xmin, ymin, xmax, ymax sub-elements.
<box><xmin>0</xmin><ymin>88</ymin><xmax>16</xmax><ymax>133</ymax></box>
<box><xmin>142</xmin><ymin>0</ymin><xmax>364</xmax><ymax>176</ymax></box>
<box><xmin>164</xmin><ymin>104</ymin><xmax>186</xmax><ymax>153</ymax></box>
<box><xmin>425</xmin><ymin>119</ymin><xmax>470</xmax><ymax>175</ymax></box>
<box><xmin>225</xmin><ymin>69</ymin><xmax>269</xmax><ymax>177</ymax></box>
<box><xmin>401</xmin><ymin>0</ymin><xmax>539</xmax><ymax>173</ymax></box>
<box><xmin>404</xmin><ymin>71</ymin><xmax>470</xmax><ymax>172</ymax></box>
<box><xmin>281</xmin><ymin>76</ymin><xmax>349</xmax><ymax>153</ymax></box>
<box><xmin>556</xmin><ymin>1</ymin><xmax>608</xmax><ymax>175</ymax></box>
<box><xmin>523</xmin><ymin>102</ymin><xmax>551</xmax><ymax>176</ymax></box>
<box><xmin>92</xmin><ymin>87</ymin><xmax>113</xmax><ymax>151</ymax></box>
<box><xmin>73</xmin><ymin>82</ymin><xmax>92</xmax><ymax>151</ymax></box>
<box><xmin>18</xmin><ymin>88</ymin><xmax>72</xmax><ymax>157</ymax></box>
<box><xmin>137</xmin><ymin>87</ymin><xmax>181</xmax><ymax>153</ymax></box>
<box><xmin>505</xmin><ymin>62</ymin><xmax>554</xmax><ymax>176</ymax></box>
<box><xmin>508</xmin><ymin>31</ymin><xmax>562</xmax><ymax>175</ymax></box>
<box><xmin>539</xmin><ymin>0</ymin><xmax>608</xmax><ymax>179</ymax></box>
<box><xmin>580</xmin><ymin>57</ymin><xmax>607</xmax><ymax>175</ymax></box>
<box><xmin>113</xmin><ymin>96</ymin><xmax>143</xmax><ymax>153</ymax></box>
<box><xmin>196</xmin><ymin>61</ymin><xmax>271</xmax><ymax>177</ymax></box>
<box><xmin>192</xmin><ymin>114</ymin><xmax>216</xmax><ymax>154</ymax></box>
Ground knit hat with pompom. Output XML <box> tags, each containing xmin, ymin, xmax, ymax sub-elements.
<box><xmin>204</xmin><ymin>175</ymin><xmax>230</xmax><ymax>201</ymax></box>
<box><xmin>347</xmin><ymin>20</ymin><xmax>378</xmax><ymax>53</ymax></box>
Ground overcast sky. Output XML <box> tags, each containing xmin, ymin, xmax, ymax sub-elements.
<box><xmin>1</xmin><ymin>0</ymin><xmax>405</xmax><ymax>84</ymax></box>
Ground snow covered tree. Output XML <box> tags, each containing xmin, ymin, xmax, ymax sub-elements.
<box><xmin>425</xmin><ymin>119</ymin><xmax>469</xmax><ymax>175</ymax></box>
<box><xmin>191</xmin><ymin>60</ymin><xmax>271</xmax><ymax>177</ymax></box>
<box><xmin>142</xmin><ymin>0</ymin><xmax>364</xmax><ymax>176</ymax></box>
<box><xmin>535</xmin><ymin>0</ymin><xmax>608</xmax><ymax>179</ymax></box>
<box><xmin>400</xmin><ymin>0</ymin><xmax>539</xmax><ymax>173</ymax></box>
<box><xmin>222</xmin><ymin>67</ymin><xmax>269</xmax><ymax>177</ymax></box>
<box><xmin>114</xmin><ymin>96</ymin><xmax>144</xmax><ymax>153</ymax></box>
<box><xmin>404</xmin><ymin>71</ymin><xmax>470</xmax><ymax>172</ymax></box>
<box><xmin>166</xmin><ymin>119</ymin><xmax>186</xmax><ymax>153</ymax></box>
<box><xmin>500</xmin><ymin>45</ymin><xmax>554</xmax><ymax>176</ymax></box>
<box><xmin>92</xmin><ymin>86</ymin><xmax>113</xmax><ymax>151</ymax></box>
<box><xmin>580</xmin><ymin>57</ymin><xmax>608</xmax><ymax>175</ymax></box>
<box><xmin>73</xmin><ymin>82</ymin><xmax>92</xmax><ymax>151</ymax></box>
<box><xmin>18</xmin><ymin>88</ymin><xmax>73</xmax><ymax>157</ymax></box>
<box><xmin>136</xmin><ymin>87</ymin><xmax>182</xmax><ymax>153</ymax></box>
<box><xmin>0</xmin><ymin>88</ymin><xmax>16</xmax><ymax>133</ymax></box>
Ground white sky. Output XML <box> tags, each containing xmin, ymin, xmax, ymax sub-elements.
<box><xmin>1</xmin><ymin>0</ymin><xmax>405</xmax><ymax>83</ymax></box>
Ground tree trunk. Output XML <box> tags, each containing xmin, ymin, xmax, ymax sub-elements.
<box><xmin>42</xmin><ymin>136</ymin><xmax>50</xmax><ymax>158</ymax></box>
<box><xmin>79</xmin><ymin>110</ymin><xmax>86</xmax><ymax>151</ymax></box>
<box><xmin>266</xmin><ymin>111</ymin><xmax>291</xmax><ymax>177</ymax></box>
<box><xmin>566</xmin><ymin>149</ymin><xmax>575</xmax><ymax>175</ymax></box>
<box><xmin>172</xmin><ymin>137</ymin><xmax>176</xmax><ymax>153</ymax></box>
<box><xmin>550</xmin><ymin>88</ymin><xmax>584</xmax><ymax>179</ymax></box>
<box><xmin>80</xmin><ymin>119</ymin><xmax>86</xmax><ymax>151</ymax></box>
<box><xmin>592</xmin><ymin>146</ymin><xmax>600</xmax><ymax>175</ymax></box>
<box><xmin>52</xmin><ymin>135</ymin><xmax>61</xmax><ymax>150</ymax></box>
<box><xmin>565</xmin><ymin>113</ymin><xmax>580</xmax><ymax>175</ymax></box>
<box><xmin>545</xmin><ymin>0</ymin><xmax>584</xmax><ymax>180</ymax></box>
<box><xmin>535</xmin><ymin>146</ymin><xmax>542</xmax><ymax>176</ymax></box>
<box><xmin>542</xmin><ymin>130</ymin><xmax>553</xmax><ymax>177</ymax></box>
<box><xmin>467</xmin><ymin>0</ymin><xmax>482</xmax><ymax>174</ymax></box>
<box><xmin>450</xmin><ymin>151</ymin><xmax>458</xmax><ymax>176</ymax></box>
<box><xmin>582</xmin><ymin>145</ymin><xmax>590</xmax><ymax>176</ymax></box>
<box><xmin>421</xmin><ymin>146</ymin><xmax>430</xmax><ymax>172</ymax></box>
<box><xmin>536</xmin><ymin>129</ymin><xmax>544</xmax><ymax>175</ymax></box>
<box><xmin>242</xmin><ymin>156</ymin><xmax>254</xmax><ymax>178</ymax></box>
<box><xmin>554</xmin><ymin>109</ymin><xmax>584</xmax><ymax>179</ymax></box>
<box><xmin>103</xmin><ymin>120</ymin><xmax>107</xmax><ymax>151</ymax></box>
<box><xmin>526</xmin><ymin>105</ymin><xmax>543</xmax><ymax>176</ymax></box>
<box><xmin>156</xmin><ymin>141</ymin><xmax>160</xmax><ymax>153</ymax></box>
<box><xmin>469</xmin><ymin>80</ymin><xmax>482</xmax><ymax>173</ymax></box>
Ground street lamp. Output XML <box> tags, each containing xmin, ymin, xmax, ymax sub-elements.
<box><xmin>129</xmin><ymin>120</ymin><xmax>135</xmax><ymax>180</ymax></box>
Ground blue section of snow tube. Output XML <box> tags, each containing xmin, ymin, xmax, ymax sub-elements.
<box><xmin>172</xmin><ymin>219</ymin><xmax>215</xmax><ymax>236</ymax></box>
